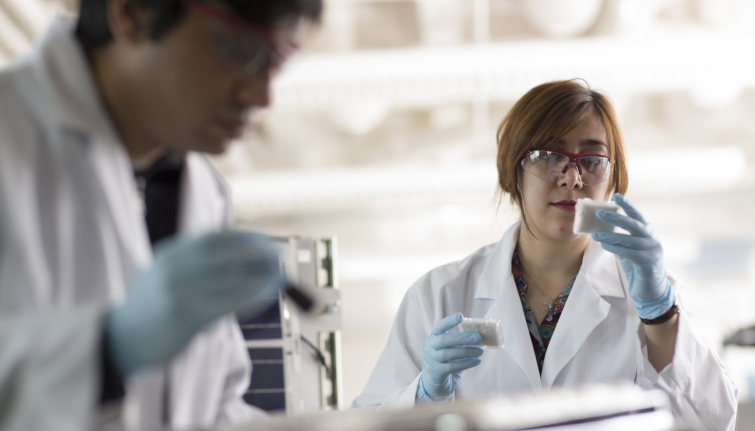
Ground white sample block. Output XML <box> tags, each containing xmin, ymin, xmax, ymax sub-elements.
<box><xmin>459</xmin><ymin>317</ymin><xmax>504</xmax><ymax>349</ymax></box>
<box><xmin>573</xmin><ymin>198</ymin><xmax>619</xmax><ymax>234</ymax></box>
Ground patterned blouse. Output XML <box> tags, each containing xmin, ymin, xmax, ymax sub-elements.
<box><xmin>511</xmin><ymin>252</ymin><xmax>575</xmax><ymax>375</ymax></box>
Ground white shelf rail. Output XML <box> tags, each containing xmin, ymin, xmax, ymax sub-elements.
<box><xmin>272</xmin><ymin>30</ymin><xmax>755</xmax><ymax>111</ymax></box>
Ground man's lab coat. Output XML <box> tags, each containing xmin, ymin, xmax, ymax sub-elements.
<box><xmin>352</xmin><ymin>222</ymin><xmax>738</xmax><ymax>431</ymax></box>
<box><xmin>0</xmin><ymin>308</ymin><xmax>102</xmax><ymax>431</ymax></box>
<box><xmin>0</xmin><ymin>17</ymin><xmax>261</xmax><ymax>431</ymax></box>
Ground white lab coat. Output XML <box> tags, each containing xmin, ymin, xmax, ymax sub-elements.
<box><xmin>352</xmin><ymin>222</ymin><xmax>738</xmax><ymax>431</ymax></box>
<box><xmin>0</xmin><ymin>17</ymin><xmax>262</xmax><ymax>430</ymax></box>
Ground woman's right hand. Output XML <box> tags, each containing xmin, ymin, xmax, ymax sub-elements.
<box><xmin>416</xmin><ymin>313</ymin><xmax>484</xmax><ymax>404</ymax></box>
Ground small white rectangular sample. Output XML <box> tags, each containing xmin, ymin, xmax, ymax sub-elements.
<box><xmin>459</xmin><ymin>317</ymin><xmax>504</xmax><ymax>349</ymax></box>
<box><xmin>573</xmin><ymin>198</ymin><xmax>620</xmax><ymax>234</ymax></box>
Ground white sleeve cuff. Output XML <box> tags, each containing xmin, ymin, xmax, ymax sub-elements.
<box><xmin>375</xmin><ymin>373</ymin><xmax>423</xmax><ymax>411</ymax></box>
<box><xmin>636</xmin><ymin>310</ymin><xmax>738</xmax><ymax>430</ymax></box>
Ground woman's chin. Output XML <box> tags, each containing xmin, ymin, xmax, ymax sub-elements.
<box><xmin>549</xmin><ymin>223</ymin><xmax>581</xmax><ymax>242</ymax></box>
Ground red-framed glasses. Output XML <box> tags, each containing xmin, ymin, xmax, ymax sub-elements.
<box><xmin>181</xmin><ymin>0</ymin><xmax>296</xmax><ymax>74</ymax></box>
<box><xmin>520</xmin><ymin>149</ymin><xmax>612</xmax><ymax>186</ymax></box>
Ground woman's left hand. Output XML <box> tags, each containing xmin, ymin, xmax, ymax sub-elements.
<box><xmin>590</xmin><ymin>193</ymin><xmax>674</xmax><ymax>320</ymax></box>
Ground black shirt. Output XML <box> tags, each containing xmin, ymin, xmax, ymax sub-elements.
<box><xmin>100</xmin><ymin>153</ymin><xmax>185</xmax><ymax>405</ymax></box>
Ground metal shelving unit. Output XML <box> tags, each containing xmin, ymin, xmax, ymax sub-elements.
<box><xmin>240</xmin><ymin>236</ymin><xmax>343</xmax><ymax>414</ymax></box>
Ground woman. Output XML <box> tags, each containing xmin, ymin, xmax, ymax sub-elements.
<box><xmin>352</xmin><ymin>80</ymin><xmax>737</xmax><ymax>429</ymax></box>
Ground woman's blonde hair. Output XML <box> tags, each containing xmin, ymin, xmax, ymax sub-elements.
<box><xmin>496</xmin><ymin>79</ymin><xmax>629</xmax><ymax>228</ymax></box>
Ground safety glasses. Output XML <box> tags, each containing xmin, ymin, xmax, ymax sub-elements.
<box><xmin>520</xmin><ymin>149</ymin><xmax>612</xmax><ymax>186</ymax></box>
<box><xmin>181</xmin><ymin>0</ymin><xmax>296</xmax><ymax>74</ymax></box>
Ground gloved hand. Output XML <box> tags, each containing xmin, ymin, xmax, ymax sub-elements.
<box><xmin>591</xmin><ymin>193</ymin><xmax>674</xmax><ymax>320</ymax></box>
<box><xmin>417</xmin><ymin>313</ymin><xmax>483</xmax><ymax>404</ymax></box>
<box><xmin>106</xmin><ymin>231</ymin><xmax>286</xmax><ymax>376</ymax></box>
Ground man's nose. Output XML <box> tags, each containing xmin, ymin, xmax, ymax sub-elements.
<box><xmin>236</xmin><ymin>68</ymin><xmax>273</xmax><ymax>108</ymax></box>
<box><xmin>558</xmin><ymin>162</ymin><xmax>584</xmax><ymax>189</ymax></box>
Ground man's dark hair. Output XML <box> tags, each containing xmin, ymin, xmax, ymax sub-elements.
<box><xmin>75</xmin><ymin>0</ymin><xmax>323</xmax><ymax>49</ymax></box>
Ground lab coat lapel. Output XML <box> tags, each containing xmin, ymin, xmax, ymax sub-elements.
<box><xmin>172</xmin><ymin>154</ymin><xmax>234</xmax><ymax>423</ymax></box>
<box><xmin>475</xmin><ymin>223</ymin><xmax>543</xmax><ymax>391</ymax></box>
<box><xmin>540</xmin><ymin>239</ymin><xmax>626</xmax><ymax>389</ymax></box>
<box><xmin>178</xmin><ymin>153</ymin><xmax>232</xmax><ymax>234</ymax></box>
<box><xmin>34</xmin><ymin>18</ymin><xmax>152</xmax><ymax>275</ymax></box>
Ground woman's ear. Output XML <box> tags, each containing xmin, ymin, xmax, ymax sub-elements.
<box><xmin>516</xmin><ymin>170</ymin><xmax>522</xmax><ymax>193</ymax></box>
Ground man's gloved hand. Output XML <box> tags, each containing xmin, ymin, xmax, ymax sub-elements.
<box><xmin>591</xmin><ymin>193</ymin><xmax>675</xmax><ymax>320</ymax></box>
<box><xmin>417</xmin><ymin>313</ymin><xmax>483</xmax><ymax>404</ymax></box>
<box><xmin>106</xmin><ymin>231</ymin><xmax>286</xmax><ymax>376</ymax></box>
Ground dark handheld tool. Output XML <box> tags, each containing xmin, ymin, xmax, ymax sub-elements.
<box><xmin>284</xmin><ymin>283</ymin><xmax>314</xmax><ymax>312</ymax></box>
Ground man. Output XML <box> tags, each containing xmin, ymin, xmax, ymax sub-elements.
<box><xmin>0</xmin><ymin>0</ymin><xmax>322</xmax><ymax>429</ymax></box>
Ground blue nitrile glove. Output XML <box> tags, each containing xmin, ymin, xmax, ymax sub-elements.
<box><xmin>591</xmin><ymin>193</ymin><xmax>675</xmax><ymax>320</ymax></box>
<box><xmin>417</xmin><ymin>313</ymin><xmax>484</xmax><ymax>404</ymax></box>
<box><xmin>106</xmin><ymin>232</ymin><xmax>286</xmax><ymax>376</ymax></box>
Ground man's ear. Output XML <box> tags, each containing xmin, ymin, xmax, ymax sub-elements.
<box><xmin>107</xmin><ymin>0</ymin><xmax>151</xmax><ymax>45</ymax></box>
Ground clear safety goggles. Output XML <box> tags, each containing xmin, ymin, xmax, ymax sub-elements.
<box><xmin>182</xmin><ymin>0</ymin><xmax>296</xmax><ymax>75</ymax></box>
<box><xmin>520</xmin><ymin>149</ymin><xmax>612</xmax><ymax>186</ymax></box>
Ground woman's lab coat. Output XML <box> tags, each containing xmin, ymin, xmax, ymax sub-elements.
<box><xmin>0</xmin><ymin>18</ymin><xmax>260</xmax><ymax>430</ymax></box>
<box><xmin>352</xmin><ymin>223</ymin><xmax>738</xmax><ymax>430</ymax></box>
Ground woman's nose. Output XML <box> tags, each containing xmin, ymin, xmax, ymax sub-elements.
<box><xmin>558</xmin><ymin>163</ymin><xmax>584</xmax><ymax>189</ymax></box>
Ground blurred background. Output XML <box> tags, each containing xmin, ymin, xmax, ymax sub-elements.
<box><xmin>4</xmin><ymin>0</ymin><xmax>755</xmax><ymax>414</ymax></box>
